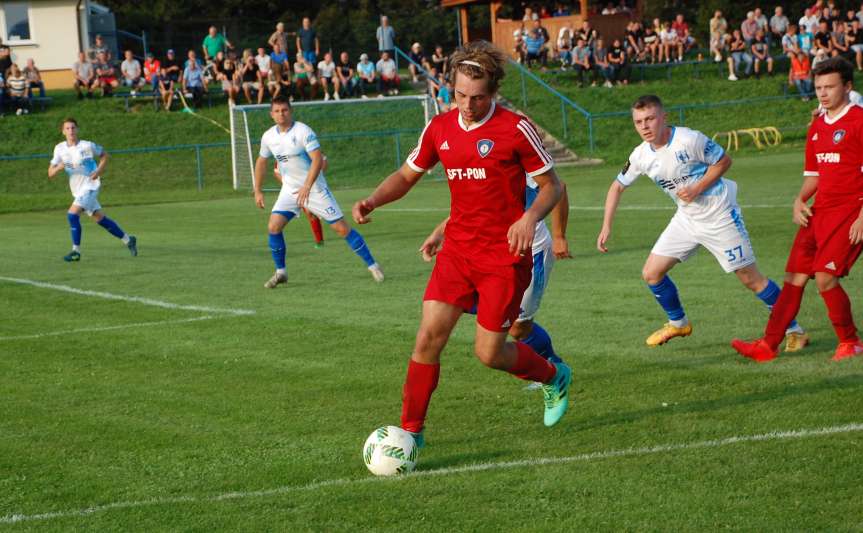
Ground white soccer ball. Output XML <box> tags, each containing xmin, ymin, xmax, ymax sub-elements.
<box><xmin>362</xmin><ymin>425</ymin><xmax>418</xmax><ymax>476</ymax></box>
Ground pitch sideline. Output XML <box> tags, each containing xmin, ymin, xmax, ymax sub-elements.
<box><xmin>2</xmin><ymin>422</ymin><xmax>861</xmax><ymax>525</ymax></box>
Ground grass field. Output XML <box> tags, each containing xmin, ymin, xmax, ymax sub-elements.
<box><xmin>2</xmin><ymin>151</ymin><xmax>862</xmax><ymax>530</ymax></box>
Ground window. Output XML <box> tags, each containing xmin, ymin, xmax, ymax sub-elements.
<box><xmin>3</xmin><ymin>2</ymin><xmax>31</xmax><ymax>42</ymax></box>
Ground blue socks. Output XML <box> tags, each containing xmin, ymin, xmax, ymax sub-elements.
<box><xmin>67</xmin><ymin>213</ymin><xmax>81</xmax><ymax>246</ymax></box>
<box><xmin>522</xmin><ymin>322</ymin><xmax>563</xmax><ymax>364</ymax></box>
<box><xmin>757</xmin><ymin>279</ymin><xmax>800</xmax><ymax>331</ymax></box>
<box><xmin>345</xmin><ymin>228</ymin><xmax>376</xmax><ymax>267</ymax></box>
<box><xmin>648</xmin><ymin>276</ymin><xmax>687</xmax><ymax>325</ymax></box>
<box><xmin>97</xmin><ymin>216</ymin><xmax>126</xmax><ymax>239</ymax></box>
<box><xmin>268</xmin><ymin>233</ymin><xmax>286</xmax><ymax>270</ymax></box>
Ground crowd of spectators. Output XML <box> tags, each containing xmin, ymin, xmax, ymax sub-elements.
<box><xmin>0</xmin><ymin>36</ymin><xmax>46</xmax><ymax>116</ymax></box>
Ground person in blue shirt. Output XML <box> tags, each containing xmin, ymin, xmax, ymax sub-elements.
<box><xmin>182</xmin><ymin>59</ymin><xmax>206</xmax><ymax>108</ymax></box>
<box><xmin>524</xmin><ymin>29</ymin><xmax>545</xmax><ymax>68</ymax></box>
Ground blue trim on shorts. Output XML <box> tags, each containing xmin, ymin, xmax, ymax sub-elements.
<box><xmin>532</xmin><ymin>250</ymin><xmax>546</xmax><ymax>293</ymax></box>
<box><xmin>272</xmin><ymin>210</ymin><xmax>296</xmax><ymax>221</ymax></box>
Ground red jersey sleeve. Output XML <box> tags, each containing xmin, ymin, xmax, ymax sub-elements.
<box><xmin>514</xmin><ymin>118</ymin><xmax>554</xmax><ymax>177</ymax></box>
<box><xmin>804</xmin><ymin>120</ymin><xmax>819</xmax><ymax>177</ymax></box>
<box><xmin>406</xmin><ymin>118</ymin><xmax>440</xmax><ymax>173</ymax></box>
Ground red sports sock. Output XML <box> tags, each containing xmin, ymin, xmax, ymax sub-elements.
<box><xmin>764</xmin><ymin>283</ymin><xmax>805</xmax><ymax>349</ymax></box>
<box><xmin>507</xmin><ymin>342</ymin><xmax>557</xmax><ymax>384</ymax></box>
<box><xmin>820</xmin><ymin>284</ymin><xmax>860</xmax><ymax>344</ymax></box>
<box><xmin>308</xmin><ymin>215</ymin><xmax>323</xmax><ymax>244</ymax></box>
<box><xmin>400</xmin><ymin>359</ymin><xmax>440</xmax><ymax>433</ymax></box>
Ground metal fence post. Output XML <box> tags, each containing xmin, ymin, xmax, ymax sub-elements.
<box><xmin>678</xmin><ymin>107</ymin><xmax>685</xmax><ymax>125</ymax></box>
<box><xmin>195</xmin><ymin>145</ymin><xmax>203</xmax><ymax>191</ymax></box>
<box><xmin>588</xmin><ymin>115</ymin><xmax>595</xmax><ymax>153</ymax></box>
<box><xmin>394</xmin><ymin>134</ymin><xmax>402</xmax><ymax>169</ymax></box>
<box><xmin>520</xmin><ymin>67</ymin><xmax>527</xmax><ymax>109</ymax></box>
<box><xmin>561</xmin><ymin>100</ymin><xmax>568</xmax><ymax>139</ymax></box>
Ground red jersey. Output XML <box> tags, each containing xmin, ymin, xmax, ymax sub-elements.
<box><xmin>407</xmin><ymin>102</ymin><xmax>553</xmax><ymax>265</ymax></box>
<box><xmin>805</xmin><ymin>103</ymin><xmax>863</xmax><ymax>209</ymax></box>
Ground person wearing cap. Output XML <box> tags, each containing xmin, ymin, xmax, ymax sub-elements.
<box><xmin>88</xmin><ymin>34</ymin><xmax>110</xmax><ymax>63</ymax></box>
<box><xmin>143</xmin><ymin>52</ymin><xmax>161</xmax><ymax>94</ymax></box>
<box><xmin>407</xmin><ymin>42</ymin><xmax>426</xmax><ymax>83</ymax></box>
<box><xmin>159</xmin><ymin>49</ymin><xmax>182</xmax><ymax>110</ymax></box>
<box><xmin>356</xmin><ymin>52</ymin><xmax>376</xmax><ymax>98</ymax></box>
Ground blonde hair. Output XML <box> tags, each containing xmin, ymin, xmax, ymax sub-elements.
<box><xmin>448</xmin><ymin>40</ymin><xmax>507</xmax><ymax>93</ymax></box>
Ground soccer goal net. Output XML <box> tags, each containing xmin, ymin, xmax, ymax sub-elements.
<box><xmin>230</xmin><ymin>95</ymin><xmax>438</xmax><ymax>191</ymax></box>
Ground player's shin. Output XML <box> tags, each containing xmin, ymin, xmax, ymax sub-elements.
<box><xmin>308</xmin><ymin>215</ymin><xmax>324</xmax><ymax>244</ymax></box>
<box><xmin>345</xmin><ymin>228</ymin><xmax>376</xmax><ymax>267</ymax></box>
<box><xmin>763</xmin><ymin>282</ymin><xmax>805</xmax><ymax>349</ymax></box>
<box><xmin>756</xmin><ymin>278</ymin><xmax>802</xmax><ymax>332</ymax></box>
<box><xmin>820</xmin><ymin>284</ymin><xmax>860</xmax><ymax>343</ymax></box>
<box><xmin>647</xmin><ymin>275</ymin><xmax>687</xmax><ymax>326</ymax></box>
<box><xmin>401</xmin><ymin>359</ymin><xmax>440</xmax><ymax>434</ymax></box>
<box><xmin>520</xmin><ymin>322</ymin><xmax>563</xmax><ymax>364</ymax></box>
<box><xmin>97</xmin><ymin>216</ymin><xmax>127</xmax><ymax>241</ymax></box>
<box><xmin>268</xmin><ymin>232</ymin><xmax>287</xmax><ymax>273</ymax></box>
<box><xmin>67</xmin><ymin>213</ymin><xmax>82</xmax><ymax>250</ymax></box>
<box><xmin>507</xmin><ymin>342</ymin><xmax>557</xmax><ymax>384</ymax></box>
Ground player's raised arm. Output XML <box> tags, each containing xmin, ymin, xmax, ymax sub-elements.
<box><xmin>509</xmin><ymin>169</ymin><xmax>562</xmax><ymax>255</ymax></box>
<box><xmin>253</xmin><ymin>155</ymin><xmax>269</xmax><ymax>209</ymax></box>
<box><xmin>597</xmin><ymin>180</ymin><xmax>626</xmax><ymax>253</ymax></box>
<box><xmin>551</xmin><ymin>182</ymin><xmax>572</xmax><ymax>259</ymax></box>
<box><xmin>353</xmin><ymin>163</ymin><xmax>425</xmax><ymax>224</ymax></box>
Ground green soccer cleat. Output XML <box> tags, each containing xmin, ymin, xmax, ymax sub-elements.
<box><xmin>127</xmin><ymin>235</ymin><xmax>138</xmax><ymax>257</ymax></box>
<box><xmin>63</xmin><ymin>251</ymin><xmax>81</xmax><ymax>262</ymax></box>
<box><xmin>408</xmin><ymin>429</ymin><xmax>425</xmax><ymax>449</ymax></box>
<box><xmin>314</xmin><ymin>241</ymin><xmax>324</xmax><ymax>249</ymax></box>
<box><xmin>542</xmin><ymin>362</ymin><xmax>572</xmax><ymax>427</ymax></box>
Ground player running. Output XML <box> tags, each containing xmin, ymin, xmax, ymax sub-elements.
<box><xmin>48</xmin><ymin>117</ymin><xmax>137</xmax><ymax>262</ymax></box>
<box><xmin>353</xmin><ymin>41</ymin><xmax>573</xmax><ymax>445</ymax></box>
<box><xmin>254</xmin><ymin>95</ymin><xmax>383</xmax><ymax>287</ymax></box>
<box><xmin>732</xmin><ymin>57</ymin><xmax>863</xmax><ymax>362</ymax></box>
<box><xmin>419</xmin><ymin>178</ymin><xmax>572</xmax><ymax>372</ymax></box>
<box><xmin>596</xmin><ymin>95</ymin><xmax>806</xmax><ymax>349</ymax></box>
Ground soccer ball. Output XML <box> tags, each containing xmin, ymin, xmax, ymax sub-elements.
<box><xmin>362</xmin><ymin>425</ymin><xmax>418</xmax><ymax>476</ymax></box>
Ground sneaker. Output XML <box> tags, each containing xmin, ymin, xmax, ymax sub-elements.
<box><xmin>731</xmin><ymin>338</ymin><xmax>778</xmax><ymax>363</ymax></box>
<box><xmin>714</xmin><ymin>53</ymin><xmax>722</xmax><ymax>62</ymax></box>
<box><xmin>314</xmin><ymin>241</ymin><xmax>325</xmax><ymax>249</ymax></box>
<box><xmin>783</xmin><ymin>331</ymin><xmax>810</xmax><ymax>353</ymax></box>
<box><xmin>324</xmin><ymin>92</ymin><xmax>330</xmax><ymax>101</ymax></box>
<box><xmin>126</xmin><ymin>235</ymin><xmax>138</xmax><ymax>257</ymax></box>
<box><xmin>63</xmin><ymin>251</ymin><xmax>81</xmax><ymax>262</ymax></box>
<box><xmin>334</xmin><ymin>91</ymin><xmax>341</xmax><ymax>100</ymax></box>
<box><xmin>832</xmin><ymin>341</ymin><xmax>863</xmax><ymax>361</ymax></box>
<box><xmin>368</xmin><ymin>263</ymin><xmax>385</xmax><ymax>282</ymax></box>
<box><xmin>407</xmin><ymin>429</ymin><xmax>425</xmax><ymax>449</ymax></box>
<box><xmin>542</xmin><ymin>362</ymin><xmax>572</xmax><ymax>427</ymax></box>
<box><xmin>361</xmin><ymin>94</ymin><xmax>369</xmax><ymax>99</ymax></box>
<box><xmin>131</xmin><ymin>90</ymin><xmax>137</xmax><ymax>96</ymax></box>
<box><xmin>646</xmin><ymin>322</ymin><xmax>692</xmax><ymax>347</ymax></box>
<box><xmin>16</xmin><ymin>108</ymin><xmax>23</xmax><ymax>116</ymax></box>
<box><xmin>728</xmin><ymin>74</ymin><xmax>739</xmax><ymax>81</ymax></box>
<box><xmin>264</xmin><ymin>271</ymin><xmax>288</xmax><ymax>289</ymax></box>
<box><xmin>393</xmin><ymin>89</ymin><xmax>399</xmax><ymax>95</ymax></box>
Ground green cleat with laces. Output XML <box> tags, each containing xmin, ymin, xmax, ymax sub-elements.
<box><xmin>542</xmin><ymin>362</ymin><xmax>572</xmax><ymax>427</ymax></box>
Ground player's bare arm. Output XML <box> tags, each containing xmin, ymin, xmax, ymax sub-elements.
<box><xmin>793</xmin><ymin>175</ymin><xmax>819</xmax><ymax>227</ymax></box>
<box><xmin>48</xmin><ymin>162</ymin><xmax>65</xmax><ymax>179</ymax></box>
<box><xmin>509</xmin><ymin>170</ymin><xmax>562</xmax><ymax>256</ymax></box>
<box><xmin>296</xmin><ymin>149</ymin><xmax>324</xmax><ymax>208</ymax></box>
<box><xmin>420</xmin><ymin>217</ymin><xmax>449</xmax><ymax>262</ymax></box>
<box><xmin>676</xmin><ymin>153</ymin><xmax>732</xmax><ymax>203</ymax></box>
<box><xmin>851</xmin><ymin>205</ymin><xmax>863</xmax><ymax>244</ymax></box>
<box><xmin>253</xmin><ymin>156</ymin><xmax>269</xmax><ymax>209</ymax></box>
<box><xmin>91</xmin><ymin>151</ymin><xmax>109</xmax><ymax>181</ymax></box>
<box><xmin>352</xmin><ymin>163</ymin><xmax>424</xmax><ymax>224</ymax></box>
<box><xmin>551</xmin><ymin>182</ymin><xmax>572</xmax><ymax>259</ymax></box>
<box><xmin>597</xmin><ymin>180</ymin><xmax>626</xmax><ymax>253</ymax></box>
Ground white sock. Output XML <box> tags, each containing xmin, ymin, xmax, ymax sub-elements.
<box><xmin>72</xmin><ymin>245</ymin><xmax>81</xmax><ymax>252</ymax></box>
<box><xmin>670</xmin><ymin>316</ymin><xmax>689</xmax><ymax>328</ymax></box>
<box><xmin>121</xmin><ymin>234</ymin><xmax>130</xmax><ymax>245</ymax></box>
<box><xmin>276</xmin><ymin>268</ymin><xmax>286</xmax><ymax>275</ymax></box>
<box><xmin>786</xmin><ymin>324</ymin><xmax>804</xmax><ymax>335</ymax></box>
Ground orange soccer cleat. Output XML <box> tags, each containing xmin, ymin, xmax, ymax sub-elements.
<box><xmin>731</xmin><ymin>338</ymin><xmax>778</xmax><ymax>363</ymax></box>
<box><xmin>832</xmin><ymin>341</ymin><xmax>863</xmax><ymax>362</ymax></box>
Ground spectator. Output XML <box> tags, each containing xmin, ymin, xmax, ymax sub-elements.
<box><xmin>609</xmin><ymin>38</ymin><xmax>630</xmax><ymax>85</ymax></box>
<box><xmin>297</xmin><ymin>17</ymin><xmax>320</xmax><ymax>66</ymax></box>
<box><xmin>524</xmin><ymin>29</ymin><xmax>545</xmax><ymax>68</ymax></box>
<box><xmin>601</xmin><ymin>2</ymin><xmax>616</xmax><ymax>15</ymax></box>
<box><xmin>270</xmin><ymin>42</ymin><xmax>289</xmax><ymax>71</ymax></box>
<box><xmin>376</xmin><ymin>15</ymin><xmax>396</xmax><ymax>58</ymax></box>
<box><xmin>812</xmin><ymin>47</ymin><xmax>829</xmax><ymax>69</ymax></box>
<box><xmin>659</xmin><ymin>21</ymin><xmax>679</xmax><ymax>63</ymax></box>
<box><xmin>143</xmin><ymin>52</ymin><xmax>161</xmax><ymax>94</ymax></box>
<box><xmin>624</xmin><ymin>21</ymin><xmax>645</xmax><ymax>63</ymax></box>
<box><xmin>356</xmin><ymin>52</ymin><xmax>376</xmax><ymax>98</ymax></box>
<box><xmin>202</xmin><ymin>25</ymin><xmax>232</xmax><ymax>66</ymax></box>
<box><xmin>770</xmin><ymin>7</ymin><xmax>790</xmax><ymax>49</ymax></box>
<box><xmin>845</xmin><ymin>9</ymin><xmax>858</xmax><ymax>26</ymax></box>
<box><xmin>217</xmin><ymin>53</ymin><xmax>239</xmax><ymax>105</ymax></box>
<box><xmin>539</xmin><ymin>6</ymin><xmax>552</xmax><ymax>18</ymax></box>
<box><xmin>594</xmin><ymin>38</ymin><xmax>613</xmax><ymax>87</ymax></box>
<box><xmin>185</xmin><ymin>49</ymin><xmax>202</xmax><ymax>70</ymax></box>
<box><xmin>800</xmin><ymin>8</ymin><xmax>820</xmax><ymax>36</ymax></box>
<box><xmin>93</xmin><ymin>51</ymin><xmax>118</xmax><ymax>96</ymax></box>
<box><xmin>88</xmin><ymin>34</ymin><xmax>110</xmax><ymax>63</ymax></box>
<box><xmin>814</xmin><ymin>20</ymin><xmax>834</xmax><ymax>55</ymax></box>
<box><xmin>240</xmin><ymin>50</ymin><xmax>263</xmax><ymax>104</ymax></box>
<box><xmin>710</xmin><ymin>10</ymin><xmax>729</xmax><ymax>62</ymax></box>
<box><xmin>6</xmin><ymin>63</ymin><xmax>28</xmax><ymax>115</ymax></box>
<box><xmin>0</xmin><ymin>37</ymin><xmax>11</xmax><ymax>76</ymax></box>
<box><xmin>577</xmin><ymin>21</ymin><xmax>599</xmax><ymax>49</ymax></box>
<box><xmin>572</xmin><ymin>37</ymin><xmax>593</xmax><ymax>87</ymax></box>
<box><xmin>430</xmin><ymin>45</ymin><xmax>448</xmax><ymax>76</ymax></box>
<box><xmin>120</xmin><ymin>50</ymin><xmax>145</xmax><ymax>94</ymax></box>
<box><xmin>557</xmin><ymin>26</ymin><xmax>574</xmax><ymax>68</ymax></box>
<box><xmin>850</xmin><ymin>19</ymin><xmax>863</xmax><ymax>70</ymax></box>
<box><xmin>268</xmin><ymin>22</ymin><xmax>289</xmax><ymax>54</ymax></box>
<box><xmin>513</xmin><ymin>25</ymin><xmax>527</xmax><ymax>63</ymax></box>
<box><xmin>798</xmin><ymin>21</ymin><xmax>815</xmax><ymax>56</ymax></box>
<box><xmin>256</xmin><ymin>47</ymin><xmax>272</xmax><ymax>84</ymax></box>
<box><xmin>532</xmin><ymin>19</ymin><xmax>551</xmax><ymax>66</ymax></box>
<box><xmin>753</xmin><ymin>8</ymin><xmax>769</xmax><ymax>35</ymax></box>
<box><xmin>317</xmin><ymin>51</ymin><xmax>340</xmax><ymax>101</ymax></box>
<box><xmin>293</xmin><ymin>51</ymin><xmax>318</xmax><ymax>100</ymax></box>
<box><xmin>23</xmin><ymin>58</ymin><xmax>45</xmax><ymax>98</ymax></box>
<box><xmin>337</xmin><ymin>51</ymin><xmax>357</xmax><ymax>98</ymax></box>
<box><xmin>0</xmin><ymin>71</ymin><xmax>5</xmax><ymax>114</ymax></box>
<box><xmin>522</xmin><ymin>6</ymin><xmax>538</xmax><ymax>22</ymax></box>
<box><xmin>789</xmin><ymin>50</ymin><xmax>813</xmax><ymax>99</ymax></box>
<box><xmin>271</xmin><ymin>62</ymin><xmax>292</xmax><ymax>101</ymax></box>
<box><xmin>671</xmin><ymin>14</ymin><xmax>695</xmax><ymax>59</ymax></box>
<box><xmin>436</xmin><ymin>75</ymin><xmax>451</xmax><ymax>112</ymax></box>
<box><xmin>857</xmin><ymin>2</ymin><xmax>863</xmax><ymax>25</ymax></box>
<box><xmin>751</xmin><ymin>30</ymin><xmax>774</xmax><ymax>77</ymax></box>
<box><xmin>375</xmin><ymin>51</ymin><xmax>399</xmax><ymax>96</ymax></box>
<box><xmin>832</xmin><ymin>22</ymin><xmax>851</xmax><ymax>59</ymax></box>
<box><xmin>265</xmin><ymin>62</ymin><xmax>282</xmax><ymax>101</ymax></box>
<box><xmin>741</xmin><ymin>11</ymin><xmax>758</xmax><ymax>46</ymax></box>
<box><xmin>643</xmin><ymin>24</ymin><xmax>659</xmax><ymax>63</ymax></box>
<box><xmin>727</xmin><ymin>29</ymin><xmax>753</xmax><ymax>80</ymax></box>
<box><xmin>182</xmin><ymin>58</ymin><xmax>206</xmax><ymax>108</ymax></box>
<box><xmin>552</xmin><ymin>3</ymin><xmax>570</xmax><ymax>17</ymax></box>
<box><xmin>783</xmin><ymin>24</ymin><xmax>801</xmax><ymax>58</ymax></box>
<box><xmin>159</xmin><ymin>49</ymin><xmax>181</xmax><ymax>111</ymax></box>
<box><xmin>407</xmin><ymin>42</ymin><xmax>426</xmax><ymax>82</ymax></box>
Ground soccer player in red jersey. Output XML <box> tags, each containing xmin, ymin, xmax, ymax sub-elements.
<box><xmin>352</xmin><ymin>41</ymin><xmax>573</xmax><ymax>444</ymax></box>
<box><xmin>732</xmin><ymin>57</ymin><xmax>863</xmax><ymax>362</ymax></box>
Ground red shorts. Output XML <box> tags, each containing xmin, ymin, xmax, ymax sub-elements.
<box><xmin>424</xmin><ymin>248</ymin><xmax>532</xmax><ymax>332</ymax></box>
<box><xmin>785</xmin><ymin>204</ymin><xmax>863</xmax><ymax>277</ymax></box>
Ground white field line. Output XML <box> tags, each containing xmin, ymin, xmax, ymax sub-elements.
<box><xmin>0</xmin><ymin>316</ymin><xmax>216</xmax><ymax>341</ymax></box>
<box><xmin>2</xmin><ymin>422</ymin><xmax>860</xmax><ymax>525</ymax></box>
<box><xmin>0</xmin><ymin>277</ymin><xmax>255</xmax><ymax>317</ymax></box>
<box><xmin>379</xmin><ymin>204</ymin><xmax>790</xmax><ymax>213</ymax></box>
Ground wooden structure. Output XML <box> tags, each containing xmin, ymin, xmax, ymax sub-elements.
<box><xmin>441</xmin><ymin>1</ymin><xmax>642</xmax><ymax>57</ymax></box>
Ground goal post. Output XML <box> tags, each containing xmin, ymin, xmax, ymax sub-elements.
<box><xmin>229</xmin><ymin>95</ymin><xmax>438</xmax><ymax>192</ymax></box>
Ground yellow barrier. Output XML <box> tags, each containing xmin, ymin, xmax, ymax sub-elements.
<box><xmin>712</xmin><ymin>127</ymin><xmax>782</xmax><ymax>151</ymax></box>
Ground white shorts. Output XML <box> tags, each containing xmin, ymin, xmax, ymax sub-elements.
<box><xmin>73</xmin><ymin>189</ymin><xmax>102</xmax><ymax>216</ymax></box>
<box><xmin>651</xmin><ymin>206</ymin><xmax>756</xmax><ymax>273</ymax></box>
<box><xmin>271</xmin><ymin>185</ymin><xmax>343</xmax><ymax>223</ymax></box>
<box><xmin>518</xmin><ymin>241</ymin><xmax>555</xmax><ymax>322</ymax></box>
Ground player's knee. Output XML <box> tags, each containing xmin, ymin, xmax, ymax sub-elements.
<box><xmin>641</xmin><ymin>267</ymin><xmax>662</xmax><ymax>285</ymax></box>
<box><xmin>332</xmin><ymin>221</ymin><xmax>350</xmax><ymax>238</ymax></box>
<box><xmin>474</xmin><ymin>346</ymin><xmax>506</xmax><ymax>369</ymax></box>
<box><xmin>814</xmin><ymin>273</ymin><xmax>838</xmax><ymax>292</ymax></box>
<box><xmin>413</xmin><ymin>328</ymin><xmax>446</xmax><ymax>361</ymax></box>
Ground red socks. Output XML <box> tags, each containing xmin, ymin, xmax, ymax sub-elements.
<box><xmin>400</xmin><ymin>360</ymin><xmax>440</xmax><ymax>433</ymax></box>
<box><xmin>820</xmin><ymin>284</ymin><xmax>859</xmax><ymax>344</ymax></box>
<box><xmin>507</xmin><ymin>342</ymin><xmax>557</xmax><ymax>384</ymax></box>
<box><xmin>764</xmin><ymin>283</ymin><xmax>805</xmax><ymax>349</ymax></box>
<box><xmin>308</xmin><ymin>215</ymin><xmax>323</xmax><ymax>244</ymax></box>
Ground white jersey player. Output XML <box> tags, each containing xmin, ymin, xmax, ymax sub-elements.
<box><xmin>254</xmin><ymin>95</ymin><xmax>383</xmax><ymax>287</ymax></box>
<box><xmin>47</xmin><ymin>118</ymin><xmax>137</xmax><ymax>262</ymax></box>
<box><xmin>596</xmin><ymin>95</ymin><xmax>806</xmax><ymax>350</ymax></box>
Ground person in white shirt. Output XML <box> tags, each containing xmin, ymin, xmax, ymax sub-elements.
<box><xmin>317</xmin><ymin>52</ymin><xmax>340</xmax><ymax>101</ymax></box>
<box><xmin>47</xmin><ymin>118</ymin><xmax>137</xmax><ymax>262</ymax></box>
<box><xmin>253</xmin><ymin>96</ymin><xmax>383</xmax><ymax>287</ymax></box>
<box><xmin>255</xmin><ymin>47</ymin><xmax>271</xmax><ymax>80</ymax></box>
<box><xmin>120</xmin><ymin>50</ymin><xmax>145</xmax><ymax>93</ymax></box>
